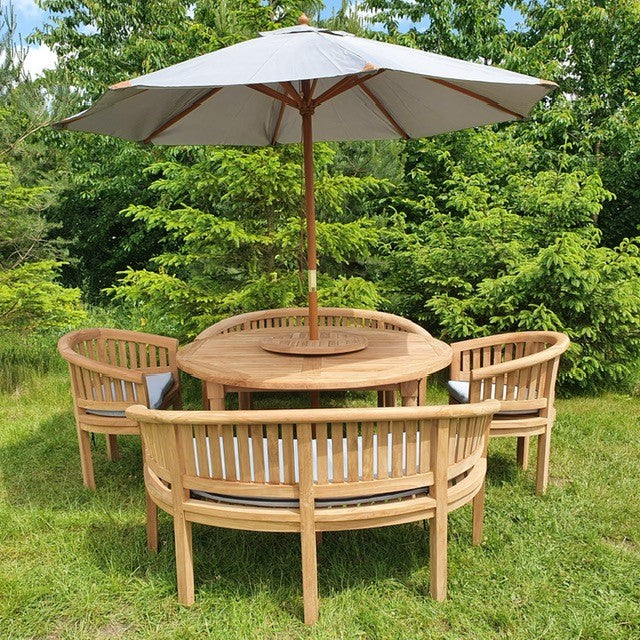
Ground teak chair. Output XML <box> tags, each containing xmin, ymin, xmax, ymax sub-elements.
<box><xmin>196</xmin><ymin>307</ymin><xmax>432</xmax><ymax>408</ymax></box>
<box><xmin>447</xmin><ymin>331</ymin><xmax>570</xmax><ymax>494</ymax></box>
<box><xmin>126</xmin><ymin>400</ymin><xmax>499</xmax><ymax>625</ymax></box>
<box><xmin>58</xmin><ymin>328</ymin><xmax>182</xmax><ymax>489</ymax></box>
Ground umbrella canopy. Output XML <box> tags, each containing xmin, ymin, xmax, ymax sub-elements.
<box><xmin>57</xmin><ymin>15</ymin><xmax>556</xmax><ymax>352</ymax></box>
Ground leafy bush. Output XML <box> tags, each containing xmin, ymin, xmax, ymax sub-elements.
<box><xmin>380</xmin><ymin>132</ymin><xmax>640</xmax><ymax>392</ymax></box>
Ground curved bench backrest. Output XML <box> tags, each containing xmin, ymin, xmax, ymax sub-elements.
<box><xmin>196</xmin><ymin>307</ymin><xmax>430</xmax><ymax>340</ymax></box>
<box><xmin>130</xmin><ymin>402</ymin><xmax>498</xmax><ymax>507</ymax></box>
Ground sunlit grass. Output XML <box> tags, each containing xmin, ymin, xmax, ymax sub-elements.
<box><xmin>1</xmin><ymin>344</ymin><xmax>639</xmax><ymax>639</ymax></box>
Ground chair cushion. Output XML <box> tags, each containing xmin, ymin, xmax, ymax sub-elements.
<box><xmin>190</xmin><ymin>433</ymin><xmax>430</xmax><ymax>508</ymax></box>
<box><xmin>447</xmin><ymin>380</ymin><xmax>538</xmax><ymax>416</ymax></box>
<box><xmin>86</xmin><ymin>372</ymin><xmax>174</xmax><ymax>417</ymax></box>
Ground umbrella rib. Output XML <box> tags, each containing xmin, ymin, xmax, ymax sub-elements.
<box><xmin>271</xmin><ymin>100</ymin><xmax>287</xmax><ymax>145</ymax></box>
<box><xmin>249</xmin><ymin>84</ymin><xmax>299</xmax><ymax>109</ymax></box>
<box><xmin>279</xmin><ymin>82</ymin><xmax>302</xmax><ymax>106</ymax></box>
<box><xmin>143</xmin><ymin>87</ymin><xmax>223</xmax><ymax>143</ymax></box>
<box><xmin>428</xmin><ymin>78</ymin><xmax>525</xmax><ymax>119</ymax></box>
<box><xmin>358</xmin><ymin>83</ymin><xmax>409</xmax><ymax>140</ymax></box>
<box><xmin>313</xmin><ymin>69</ymin><xmax>384</xmax><ymax>107</ymax></box>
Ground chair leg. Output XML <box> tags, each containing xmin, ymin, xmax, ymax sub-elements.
<box><xmin>536</xmin><ymin>427</ymin><xmax>552</xmax><ymax>495</ymax></box>
<box><xmin>472</xmin><ymin>482</ymin><xmax>486</xmax><ymax>546</ymax></box>
<box><xmin>315</xmin><ymin>531</ymin><xmax>323</xmax><ymax>547</ymax></box>
<box><xmin>77</xmin><ymin>426</ymin><xmax>95</xmax><ymax>490</ymax></box>
<box><xmin>106</xmin><ymin>434</ymin><xmax>120</xmax><ymax>462</ymax></box>
<box><xmin>173</xmin><ymin>513</ymin><xmax>195</xmax><ymax>605</ymax></box>
<box><xmin>429</xmin><ymin>512</ymin><xmax>448</xmax><ymax>601</ymax></box>
<box><xmin>516</xmin><ymin>436</ymin><xmax>529</xmax><ymax>470</ymax></box>
<box><xmin>377</xmin><ymin>390</ymin><xmax>385</xmax><ymax>407</ymax></box>
<box><xmin>301</xmin><ymin>527</ymin><xmax>319</xmax><ymax>624</ymax></box>
<box><xmin>146</xmin><ymin>490</ymin><xmax>159</xmax><ymax>553</ymax></box>
<box><xmin>172</xmin><ymin>388</ymin><xmax>183</xmax><ymax>410</ymax></box>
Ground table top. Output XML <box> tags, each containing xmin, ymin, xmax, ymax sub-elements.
<box><xmin>177</xmin><ymin>326</ymin><xmax>452</xmax><ymax>391</ymax></box>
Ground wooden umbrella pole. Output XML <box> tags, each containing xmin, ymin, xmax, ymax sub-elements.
<box><xmin>301</xmin><ymin>79</ymin><xmax>319</xmax><ymax>340</ymax></box>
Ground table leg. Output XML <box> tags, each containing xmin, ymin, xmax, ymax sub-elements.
<box><xmin>418</xmin><ymin>377</ymin><xmax>427</xmax><ymax>406</ymax></box>
<box><xmin>206</xmin><ymin>382</ymin><xmax>226</xmax><ymax>410</ymax></box>
<box><xmin>384</xmin><ymin>389</ymin><xmax>396</xmax><ymax>407</ymax></box>
<box><xmin>400</xmin><ymin>380</ymin><xmax>419</xmax><ymax>407</ymax></box>
<box><xmin>238</xmin><ymin>392</ymin><xmax>252</xmax><ymax>410</ymax></box>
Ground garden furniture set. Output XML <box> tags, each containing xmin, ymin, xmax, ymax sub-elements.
<box><xmin>58</xmin><ymin>307</ymin><xmax>568</xmax><ymax>624</ymax></box>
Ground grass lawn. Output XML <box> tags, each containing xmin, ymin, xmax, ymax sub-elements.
<box><xmin>1</xmin><ymin>358</ymin><xmax>639</xmax><ymax>639</ymax></box>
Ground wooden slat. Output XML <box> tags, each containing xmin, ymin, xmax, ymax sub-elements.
<box><xmin>377</xmin><ymin>420</ymin><xmax>389</xmax><ymax>479</ymax></box>
<box><xmin>266</xmin><ymin>425</ymin><xmax>279</xmax><ymax>484</ymax></box>
<box><xmin>405</xmin><ymin>420</ymin><xmax>417</xmax><ymax>475</ymax></box>
<box><xmin>222</xmin><ymin>426</ymin><xmax>236</xmax><ymax>481</ymax></box>
<box><xmin>250</xmin><ymin>424</ymin><xmax>265</xmax><ymax>483</ymax></box>
<box><xmin>316</xmin><ymin>424</ymin><xmax>328</xmax><ymax>484</ymax></box>
<box><xmin>346</xmin><ymin>423</ymin><xmax>359</xmax><ymax>482</ymax></box>
<box><xmin>282</xmin><ymin>425</ymin><xmax>295</xmax><ymax>484</ymax></box>
<box><xmin>361</xmin><ymin>421</ymin><xmax>374</xmax><ymax>481</ymax></box>
<box><xmin>236</xmin><ymin>424</ymin><xmax>251</xmax><ymax>482</ymax></box>
<box><xmin>331</xmin><ymin>422</ymin><xmax>343</xmax><ymax>483</ymax></box>
<box><xmin>193</xmin><ymin>425</ymin><xmax>210</xmax><ymax>478</ymax></box>
<box><xmin>391</xmin><ymin>420</ymin><xmax>403</xmax><ymax>477</ymax></box>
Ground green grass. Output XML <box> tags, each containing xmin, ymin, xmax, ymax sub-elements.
<box><xmin>1</xmin><ymin>355</ymin><xmax>639</xmax><ymax>639</ymax></box>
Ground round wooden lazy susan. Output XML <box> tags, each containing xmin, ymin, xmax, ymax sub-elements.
<box><xmin>260</xmin><ymin>330</ymin><xmax>368</xmax><ymax>355</ymax></box>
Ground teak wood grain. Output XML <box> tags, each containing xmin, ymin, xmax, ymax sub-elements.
<box><xmin>127</xmin><ymin>400</ymin><xmax>499</xmax><ymax>625</ymax></box>
<box><xmin>180</xmin><ymin>307</ymin><xmax>452</xmax><ymax>410</ymax></box>
<box><xmin>58</xmin><ymin>328</ymin><xmax>183</xmax><ymax>489</ymax></box>
<box><xmin>448</xmin><ymin>330</ymin><xmax>569</xmax><ymax>494</ymax></box>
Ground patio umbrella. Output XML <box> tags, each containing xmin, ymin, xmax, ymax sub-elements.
<box><xmin>56</xmin><ymin>14</ymin><xmax>555</xmax><ymax>354</ymax></box>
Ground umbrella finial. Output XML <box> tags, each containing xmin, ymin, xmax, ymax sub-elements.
<box><xmin>298</xmin><ymin>13</ymin><xmax>310</xmax><ymax>25</ymax></box>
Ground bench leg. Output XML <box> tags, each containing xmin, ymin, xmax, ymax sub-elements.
<box><xmin>146</xmin><ymin>489</ymin><xmax>159</xmax><ymax>553</ymax></box>
<box><xmin>516</xmin><ymin>436</ymin><xmax>529</xmax><ymax>470</ymax></box>
<box><xmin>472</xmin><ymin>481</ymin><xmax>486</xmax><ymax>546</ymax></box>
<box><xmin>301</xmin><ymin>527</ymin><xmax>319</xmax><ymax>624</ymax></box>
<box><xmin>429</xmin><ymin>511</ymin><xmax>448</xmax><ymax>601</ymax></box>
<box><xmin>174</xmin><ymin>513</ymin><xmax>194</xmax><ymax>606</ymax></box>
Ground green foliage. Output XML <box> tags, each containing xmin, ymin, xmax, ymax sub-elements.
<box><xmin>0</xmin><ymin>160</ymin><xmax>86</xmax><ymax>333</ymax></box>
<box><xmin>10</xmin><ymin>0</ymin><xmax>638</xmax><ymax>391</ymax></box>
<box><xmin>109</xmin><ymin>145</ymin><xmax>389</xmax><ymax>338</ymax></box>
<box><xmin>381</xmin><ymin>129</ymin><xmax>640</xmax><ymax>391</ymax></box>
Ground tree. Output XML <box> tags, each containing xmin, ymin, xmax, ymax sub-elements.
<box><xmin>109</xmin><ymin>144</ymin><xmax>389</xmax><ymax>338</ymax></box>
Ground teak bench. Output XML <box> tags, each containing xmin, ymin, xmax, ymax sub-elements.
<box><xmin>126</xmin><ymin>400</ymin><xmax>499</xmax><ymax>624</ymax></box>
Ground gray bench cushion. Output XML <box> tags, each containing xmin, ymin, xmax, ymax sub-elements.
<box><xmin>190</xmin><ymin>433</ymin><xmax>431</xmax><ymax>507</ymax></box>
<box><xmin>86</xmin><ymin>372</ymin><xmax>174</xmax><ymax>417</ymax></box>
<box><xmin>447</xmin><ymin>380</ymin><xmax>539</xmax><ymax>416</ymax></box>
<box><xmin>191</xmin><ymin>486</ymin><xmax>428</xmax><ymax>508</ymax></box>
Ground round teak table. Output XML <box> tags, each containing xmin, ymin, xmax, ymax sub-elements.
<box><xmin>178</xmin><ymin>326</ymin><xmax>452</xmax><ymax>410</ymax></box>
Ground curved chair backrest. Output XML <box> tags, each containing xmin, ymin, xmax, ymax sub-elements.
<box><xmin>58</xmin><ymin>328</ymin><xmax>178</xmax><ymax>420</ymax></box>
<box><xmin>451</xmin><ymin>331</ymin><xmax>570</xmax><ymax>413</ymax></box>
<box><xmin>196</xmin><ymin>307</ymin><xmax>430</xmax><ymax>340</ymax></box>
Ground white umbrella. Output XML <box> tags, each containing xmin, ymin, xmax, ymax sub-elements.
<box><xmin>57</xmin><ymin>14</ymin><xmax>555</xmax><ymax>354</ymax></box>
